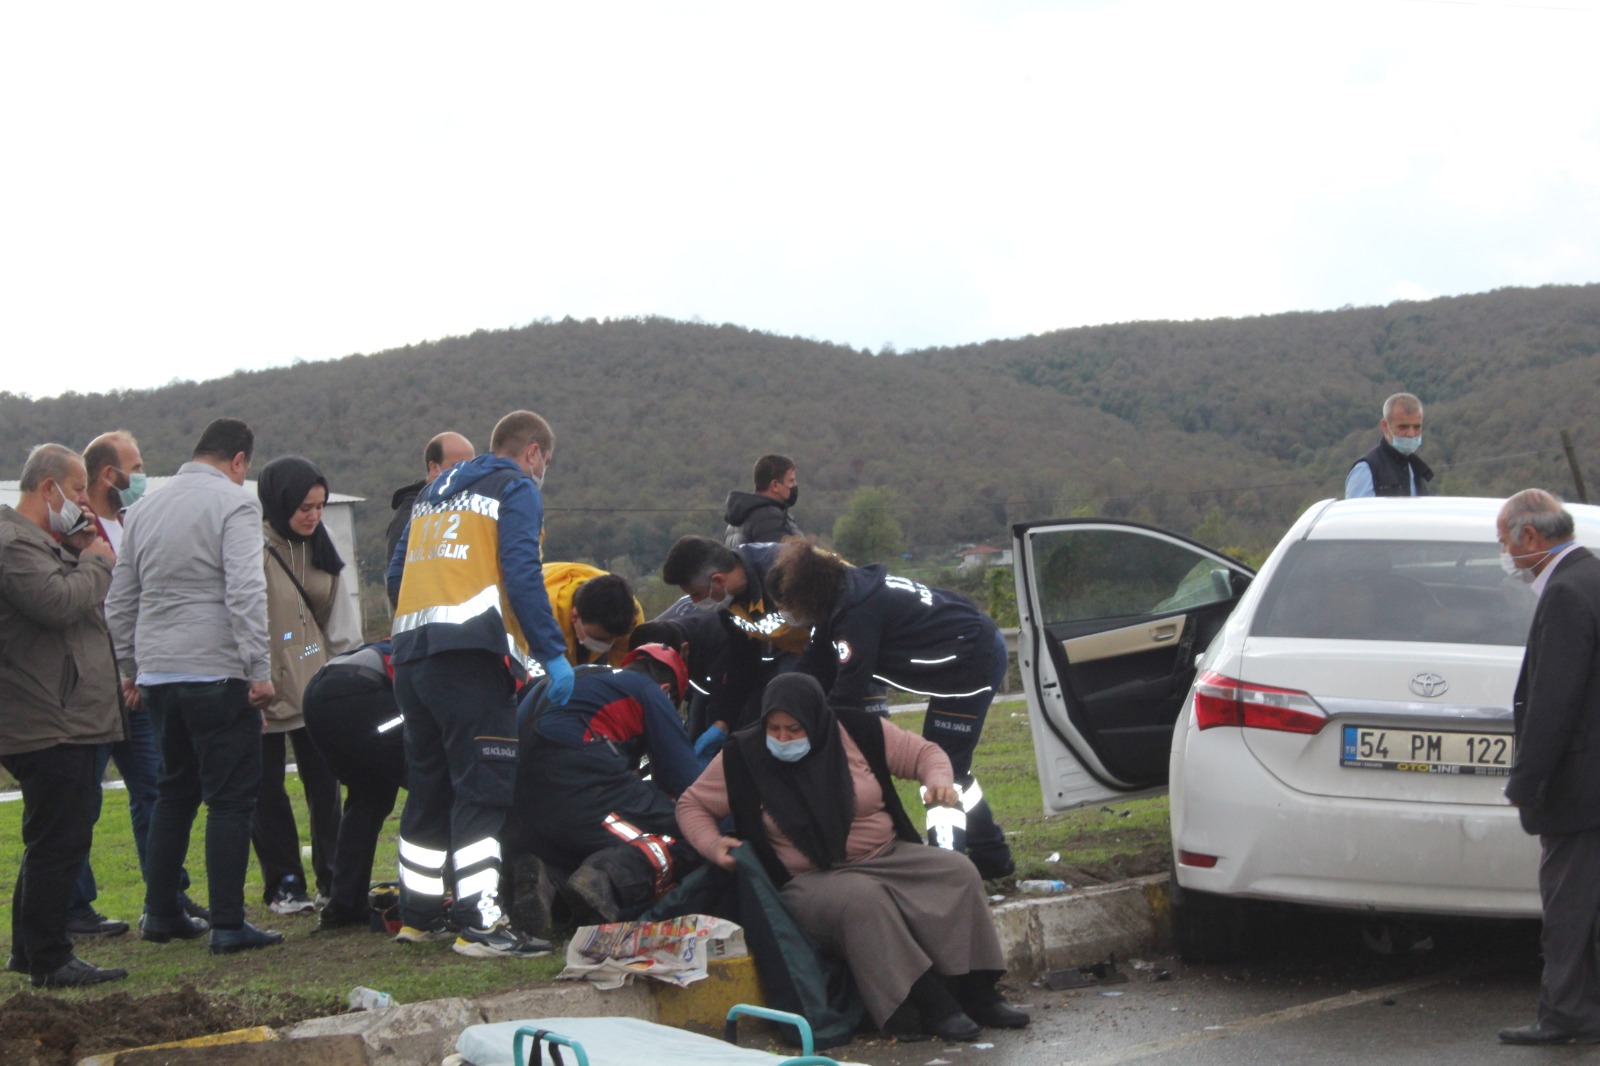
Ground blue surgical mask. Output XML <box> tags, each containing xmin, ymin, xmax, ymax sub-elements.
<box><xmin>766</xmin><ymin>735</ymin><xmax>811</xmax><ymax>762</ymax></box>
<box><xmin>1390</xmin><ymin>434</ymin><xmax>1422</xmax><ymax>455</ymax></box>
<box><xmin>117</xmin><ymin>470</ymin><xmax>147</xmax><ymax>508</ymax></box>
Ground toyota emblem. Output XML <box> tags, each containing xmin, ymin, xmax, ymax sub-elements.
<box><xmin>1409</xmin><ymin>672</ymin><xmax>1449</xmax><ymax>698</ymax></box>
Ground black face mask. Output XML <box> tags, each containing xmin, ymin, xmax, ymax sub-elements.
<box><xmin>785</xmin><ymin>486</ymin><xmax>799</xmax><ymax>507</ymax></box>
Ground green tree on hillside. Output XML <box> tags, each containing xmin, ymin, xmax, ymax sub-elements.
<box><xmin>833</xmin><ymin>487</ymin><xmax>905</xmax><ymax>563</ymax></box>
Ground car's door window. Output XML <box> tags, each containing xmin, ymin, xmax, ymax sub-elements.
<box><xmin>1035</xmin><ymin>526</ymin><xmax>1237</xmax><ymax>626</ymax></box>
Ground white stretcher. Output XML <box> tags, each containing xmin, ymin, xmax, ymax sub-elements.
<box><xmin>455</xmin><ymin>1004</ymin><xmax>860</xmax><ymax>1066</ymax></box>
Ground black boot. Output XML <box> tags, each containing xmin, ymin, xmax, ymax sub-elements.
<box><xmin>905</xmin><ymin>969</ymin><xmax>981</xmax><ymax>1042</ymax></box>
<box><xmin>955</xmin><ymin>970</ymin><xmax>1030</xmax><ymax>1029</ymax></box>
<box><xmin>562</xmin><ymin>843</ymin><xmax>660</xmax><ymax>924</ymax></box>
<box><xmin>507</xmin><ymin>853</ymin><xmax>558</xmax><ymax>938</ymax></box>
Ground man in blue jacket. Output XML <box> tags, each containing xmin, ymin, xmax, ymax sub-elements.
<box><xmin>504</xmin><ymin>642</ymin><xmax>706</xmax><ymax>926</ymax></box>
<box><xmin>390</xmin><ymin>410</ymin><xmax>575</xmax><ymax>958</ymax></box>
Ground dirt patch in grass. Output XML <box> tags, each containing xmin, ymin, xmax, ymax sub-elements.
<box><xmin>0</xmin><ymin>984</ymin><xmax>325</xmax><ymax>1066</ymax></box>
<box><xmin>1051</xmin><ymin>841</ymin><xmax>1170</xmax><ymax>886</ymax></box>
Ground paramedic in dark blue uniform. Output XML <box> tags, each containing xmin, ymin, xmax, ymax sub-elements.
<box><xmin>639</xmin><ymin>598</ymin><xmax>732</xmax><ymax>748</ymax></box>
<box><xmin>660</xmin><ymin>536</ymin><xmax>811</xmax><ymax>744</ymax></box>
<box><xmin>300</xmin><ymin>641</ymin><xmax>407</xmax><ymax>931</ymax></box>
<box><xmin>504</xmin><ymin>643</ymin><xmax>706</xmax><ymax>922</ymax></box>
<box><xmin>767</xmin><ymin>538</ymin><xmax>1015</xmax><ymax>880</ymax></box>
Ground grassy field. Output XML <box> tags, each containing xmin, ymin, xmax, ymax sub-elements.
<box><xmin>0</xmin><ymin>698</ymin><xmax>1168</xmax><ymax>1013</ymax></box>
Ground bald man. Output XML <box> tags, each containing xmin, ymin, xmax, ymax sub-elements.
<box><xmin>385</xmin><ymin>432</ymin><xmax>475</xmax><ymax>606</ymax></box>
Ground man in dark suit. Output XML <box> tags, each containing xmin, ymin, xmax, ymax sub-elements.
<box><xmin>1498</xmin><ymin>488</ymin><xmax>1600</xmax><ymax>1046</ymax></box>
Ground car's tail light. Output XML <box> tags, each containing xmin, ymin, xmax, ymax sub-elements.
<box><xmin>1193</xmin><ymin>671</ymin><xmax>1328</xmax><ymax>734</ymax></box>
<box><xmin>1177</xmin><ymin>850</ymin><xmax>1219</xmax><ymax>868</ymax></box>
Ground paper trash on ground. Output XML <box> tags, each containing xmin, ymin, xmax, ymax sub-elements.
<box><xmin>558</xmin><ymin>914</ymin><xmax>747</xmax><ymax>989</ymax></box>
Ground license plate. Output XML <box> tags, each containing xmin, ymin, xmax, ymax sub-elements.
<box><xmin>1341</xmin><ymin>725</ymin><xmax>1513</xmax><ymax>776</ymax></box>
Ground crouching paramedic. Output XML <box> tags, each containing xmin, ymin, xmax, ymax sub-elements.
<box><xmin>767</xmin><ymin>538</ymin><xmax>1015</xmax><ymax>880</ymax></box>
<box><xmin>503</xmin><ymin>642</ymin><xmax>706</xmax><ymax>923</ymax></box>
<box><xmin>300</xmin><ymin>641</ymin><xmax>407</xmax><ymax>931</ymax></box>
<box><xmin>390</xmin><ymin>410</ymin><xmax>575</xmax><ymax>958</ymax></box>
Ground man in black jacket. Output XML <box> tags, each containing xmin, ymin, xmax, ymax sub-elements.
<box><xmin>1497</xmin><ymin>489</ymin><xmax>1600</xmax><ymax>1045</ymax></box>
<box><xmin>662</xmin><ymin>537</ymin><xmax>813</xmax><ymax>742</ymax></box>
<box><xmin>1345</xmin><ymin>393</ymin><xmax>1432</xmax><ymax>498</ymax></box>
<box><xmin>384</xmin><ymin>431</ymin><xmax>474</xmax><ymax>604</ymax></box>
<box><xmin>723</xmin><ymin>454</ymin><xmax>802</xmax><ymax>547</ymax></box>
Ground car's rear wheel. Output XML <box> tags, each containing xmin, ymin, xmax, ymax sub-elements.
<box><xmin>1170</xmin><ymin>868</ymin><xmax>1251</xmax><ymax>963</ymax></box>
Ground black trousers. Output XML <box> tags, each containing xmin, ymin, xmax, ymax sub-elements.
<box><xmin>921</xmin><ymin>627</ymin><xmax>1012</xmax><ymax>877</ymax></box>
<box><xmin>505</xmin><ymin>741</ymin><xmax>681</xmax><ymax>874</ymax></box>
<box><xmin>142</xmin><ymin>679</ymin><xmax>262</xmax><ymax>930</ymax></box>
<box><xmin>251</xmin><ymin>726</ymin><xmax>341</xmax><ymax>901</ymax></box>
<box><xmin>303</xmin><ymin>668</ymin><xmax>406</xmax><ymax>918</ymax></box>
<box><xmin>2</xmin><ymin>743</ymin><xmax>101</xmax><ymax>976</ymax></box>
<box><xmin>1537</xmin><ymin>827</ymin><xmax>1600</xmax><ymax>1034</ymax></box>
<box><xmin>395</xmin><ymin>650</ymin><xmax>518</xmax><ymax>930</ymax></box>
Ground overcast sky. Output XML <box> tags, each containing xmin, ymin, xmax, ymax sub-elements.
<box><xmin>3</xmin><ymin>0</ymin><xmax>1597</xmax><ymax>400</ymax></box>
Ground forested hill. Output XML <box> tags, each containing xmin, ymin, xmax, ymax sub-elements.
<box><xmin>2</xmin><ymin>283</ymin><xmax>1596</xmax><ymax>597</ymax></box>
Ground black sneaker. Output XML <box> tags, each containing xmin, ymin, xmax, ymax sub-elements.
<box><xmin>139</xmin><ymin>912</ymin><xmax>211</xmax><ymax>943</ymax></box>
<box><xmin>209</xmin><ymin>922</ymin><xmax>285</xmax><ymax>955</ymax></box>
<box><xmin>453</xmin><ymin>920</ymin><xmax>552</xmax><ymax>959</ymax></box>
<box><xmin>393</xmin><ymin>922</ymin><xmax>453</xmax><ymax>944</ymax></box>
<box><xmin>5</xmin><ymin>954</ymin><xmax>27</xmax><ymax>975</ymax></box>
<box><xmin>64</xmin><ymin>911</ymin><xmax>130</xmax><ymax>938</ymax></box>
<box><xmin>32</xmin><ymin>956</ymin><xmax>128</xmax><ymax>988</ymax></box>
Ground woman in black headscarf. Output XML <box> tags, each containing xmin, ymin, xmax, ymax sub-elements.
<box><xmin>252</xmin><ymin>456</ymin><xmax>362</xmax><ymax>917</ymax></box>
<box><xmin>677</xmin><ymin>673</ymin><xmax>1029</xmax><ymax>1042</ymax></box>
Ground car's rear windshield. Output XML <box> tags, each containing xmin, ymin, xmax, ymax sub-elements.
<box><xmin>1250</xmin><ymin>539</ymin><xmax>1537</xmax><ymax>646</ymax></box>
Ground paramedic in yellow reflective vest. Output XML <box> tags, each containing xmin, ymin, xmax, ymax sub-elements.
<box><xmin>543</xmin><ymin>562</ymin><xmax>646</xmax><ymax>668</ymax></box>
<box><xmin>389</xmin><ymin>410</ymin><xmax>574</xmax><ymax>959</ymax></box>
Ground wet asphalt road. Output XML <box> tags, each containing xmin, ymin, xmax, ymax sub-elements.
<box><xmin>833</xmin><ymin>913</ymin><xmax>1563</xmax><ymax>1066</ymax></box>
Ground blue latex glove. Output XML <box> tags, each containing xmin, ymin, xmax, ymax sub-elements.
<box><xmin>540</xmin><ymin>655</ymin><xmax>575</xmax><ymax>706</ymax></box>
<box><xmin>693</xmin><ymin>723</ymin><xmax>728</xmax><ymax>759</ymax></box>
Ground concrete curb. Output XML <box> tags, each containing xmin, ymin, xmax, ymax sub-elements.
<box><xmin>85</xmin><ymin>875</ymin><xmax>1171</xmax><ymax>1066</ymax></box>
<box><xmin>992</xmin><ymin>872</ymin><xmax>1171</xmax><ymax>976</ymax></box>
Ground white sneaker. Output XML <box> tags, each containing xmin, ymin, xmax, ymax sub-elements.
<box><xmin>269</xmin><ymin>890</ymin><xmax>316</xmax><ymax>916</ymax></box>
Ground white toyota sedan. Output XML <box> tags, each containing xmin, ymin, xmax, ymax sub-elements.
<box><xmin>1011</xmin><ymin>496</ymin><xmax>1600</xmax><ymax>961</ymax></box>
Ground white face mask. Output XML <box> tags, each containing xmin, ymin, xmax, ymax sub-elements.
<box><xmin>1500</xmin><ymin>545</ymin><xmax>1549</xmax><ymax>583</ymax></box>
<box><xmin>693</xmin><ymin>584</ymin><xmax>733</xmax><ymax>613</ymax></box>
<box><xmin>49</xmin><ymin>483</ymin><xmax>85</xmax><ymax>537</ymax></box>
<box><xmin>576</xmin><ymin>622</ymin><xmax>613</xmax><ymax>656</ymax></box>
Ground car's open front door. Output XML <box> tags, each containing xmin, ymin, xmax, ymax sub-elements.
<box><xmin>1013</xmin><ymin>519</ymin><xmax>1254</xmax><ymax>813</ymax></box>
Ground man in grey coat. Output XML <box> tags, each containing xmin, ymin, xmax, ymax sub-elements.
<box><xmin>1498</xmin><ymin>489</ymin><xmax>1600</xmax><ymax>1045</ymax></box>
<box><xmin>0</xmin><ymin>444</ymin><xmax>127</xmax><ymax>987</ymax></box>
<box><xmin>106</xmin><ymin>418</ymin><xmax>283</xmax><ymax>955</ymax></box>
